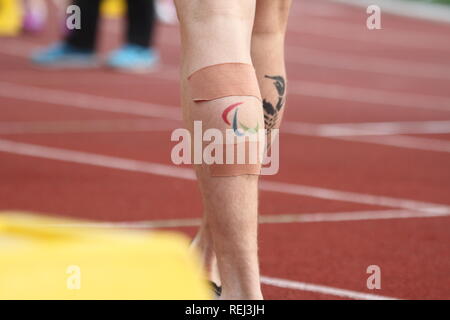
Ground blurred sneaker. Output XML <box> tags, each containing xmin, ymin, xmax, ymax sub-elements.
<box><xmin>31</xmin><ymin>42</ymin><xmax>98</xmax><ymax>68</ymax></box>
<box><xmin>106</xmin><ymin>44</ymin><xmax>159</xmax><ymax>73</ymax></box>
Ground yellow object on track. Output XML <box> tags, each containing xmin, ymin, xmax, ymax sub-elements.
<box><xmin>0</xmin><ymin>212</ymin><xmax>211</xmax><ymax>300</ymax></box>
<box><xmin>101</xmin><ymin>0</ymin><xmax>126</xmax><ymax>18</ymax></box>
<box><xmin>0</xmin><ymin>0</ymin><xmax>22</xmax><ymax>36</ymax></box>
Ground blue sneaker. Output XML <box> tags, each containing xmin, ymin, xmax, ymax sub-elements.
<box><xmin>31</xmin><ymin>42</ymin><xmax>98</xmax><ymax>68</ymax></box>
<box><xmin>106</xmin><ymin>44</ymin><xmax>159</xmax><ymax>73</ymax></box>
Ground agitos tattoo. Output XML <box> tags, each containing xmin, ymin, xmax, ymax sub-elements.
<box><xmin>222</xmin><ymin>102</ymin><xmax>259</xmax><ymax>136</ymax></box>
<box><xmin>263</xmin><ymin>75</ymin><xmax>286</xmax><ymax>130</ymax></box>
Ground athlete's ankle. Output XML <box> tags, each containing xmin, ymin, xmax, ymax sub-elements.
<box><xmin>191</xmin><ymin>227</ymin><xmax>221</xmax><ymax>285</ymax></box>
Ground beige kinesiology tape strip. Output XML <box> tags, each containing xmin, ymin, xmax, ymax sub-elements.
<box><xmin>188</xmin><ymin>63</ymin><xmax>262</xmax><ymax>102</ymax></box>
<box><xmin>188</xmin><ymin>63</ymin><xmax>264</xmax><ymax>177</ymax></box>
<box><xmin>205</xmin><ymin>140</ymin><xmax>263</xmax><ymax>177</ymax></box>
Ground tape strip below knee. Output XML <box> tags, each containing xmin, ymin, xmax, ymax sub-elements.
<box><xmin>205</xmin><ymin>141</ymin><xmax>263</xmax><ymax>177</ymax></box>
<box><xmin>188</xmin><ymin>63</ymin><xmax>261</xmax><ymax>102</ymax></box>
<box><xmin>209</xmin><ymin>163</ymin><xmax>261</xmax><ymax>177</ymax></box>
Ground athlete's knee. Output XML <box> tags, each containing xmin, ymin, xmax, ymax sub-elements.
<box><xmin>187</xmin><ymin>63</ymin><xmax>265</xmax><ymax>177</ymax></box>
<box><xmin>187</xmin><ymin>63</ymin><xmax>264</xmax><ymax>135</ymax></box>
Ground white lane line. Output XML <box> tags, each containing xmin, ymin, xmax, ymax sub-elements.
<box><xmin>151</xmin><ymin>7</ymin><xmax>450</xmax><ymax>52</ymax></box>
<box><xmin>292</xmin><ymin>120</ymin><xmax>450</xmax><ymax>136</ymax></box>
<box><xmin>0</xmin><ymin>216</ymin><xmax>401</xmax><ymax>301</ymax></box>
<box><xmin>40</xmin><ymin>209</ymin><xmax>450</xmax><ymax>229</ymax></box>
<box><xmin>150</xmin><ymin>41</ymin><xmax>450</xmax><ymax>81</ymax></box>
<box><xmin>138</xmin><ymin>69</ymin><xmax>450</xmax><ymax>112</ymax></box>
<box><xmin>0</xmin><ymin>138</ymin><xmax>448</xmax><ymax>214</ymax></box>
<box><xmin>337</xmin><ymin>134</ymin><xmax>450</xmax><ymax>153</ymax></box>
<box><xmin>2</xmin><ymin>118</ymin><xmax>450</xmax><ymax>154</ymax></box>
<box><xmin>0</xmin><ymin>81</ymin><xmax>181</xmax><ymax>120</ymax></box>
<box><xmin>107</xmin><ymin>3</ymin><xmax>450</xmax><ymax>52</ymax></box>
<box><xmin>148</xmin><ymin>27</ymin><xmax>450</xmax><ymax>79</ymax></box>
<box><xmin>153</xmin><ymin>33</ymin><xmax>450</xmax><ymax>81</ymax></box>
<box><xmin>106</xmin><ymin>71</ymin><xmax>450</xmax><ymax>112</ymax></box>
<box><xmin>0</xmin><ymin>138</ymin><xmax>196</xmax><ymax>180</ymax></box>
<box><xmin>283</xmin><ymin>121</ymin><xmax>450</xmax><ymax>153</ymax></box>
<box><xmin>332</xmin><ymin>0</ymin><xmax>450</xmax><ymax>24</ymax></box>
<box><xmin>0</xmin><ymin>119</ymin><xmax>178</xmax><ymax>135</ymax></box>
<box><xmin>289</xmin><ymin>81</ymin><xmax>450</xmax><ymax>112</ymax></box>
<box><xmin>2</xmin><ymin>80</ymin><xmax>450</xmax><ymax>119</ymax></box>
<box><xmin>3</xmin><ymin>37</ymin><xmax>450</xmax><ymax>105</ymax></box>
<box><xmin>261</xmin><ymin>276</ymin><xmax>398</xmax><ymax>300</ymax></box>
<box><xmin>259</xmin><ymin>180</ymin><xmax>449</xmax><ymax>214</ymax></box>
<box><xmin>3</xmin><ymin>32</ymin><xmax>450</xmax><ymax>83</ymax></box>
<box><xmin>287</xmin><ymin>47</ymin><xmax>450</xmax><ymax>80</ymax></box>
<box><xmin>1</xmin><ymin>118</ymin><xmax>449</xmax><ymax>137</ymax></box>
<box><xmin>2</xmin><ymin>81</ymin><xmax>450</xmax><ymax>153</ymax></box>
<box><xmin>289</xmin><ymin>17</ymin><xmax>450</xmax><ymax>51</ymax></box>
<box><xmin>259</xmin><ymin>209</ymin><xmax>450</xmax><ymax>224</ymax></box>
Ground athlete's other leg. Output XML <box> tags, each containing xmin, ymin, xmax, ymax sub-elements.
<box><xmin>252</xmin><ymin>0</ymin><xmax>292</xmax><ymax>138</ymax></box>
<box><xmin>66</xmin><ymin>0</ymin><xmax>101</xmax><ymax>51</ymax></box>
<box><xmin>126</xmin><ymin>0</ymin><xmax>156</xmax><ymax>48</ymax></box>
<box><xmin>174</xmin><ymin>0</ymin><xmax>263</xmax><ymax>300</ymax></box>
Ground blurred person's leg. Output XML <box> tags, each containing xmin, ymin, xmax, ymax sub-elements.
<box><xmin>175</xmin><ymin>0</ymin><xmax>264</xmax><ymax>300</ymax></box>
<box><xmin>107</xmin><ymin>0</ymin><xmax>159</xmax><ymax>72</ymax></box>
<box><xmin>22</xmin><ymin>0</ymin><xmax>47</xmax><ymax>33</ymax></box>
<box><xmin>66</xmin><ymin>0</ymin><xmax>101</xmax><ymax>51</ymax></box>
<box><xmin>126</xmin><ymin>0</ymin><xmax>155</xmax><ymax>48</ymax></box>
<box><xmin>156</xmin><ymin>0</ymin><xmax>177</xmax><ymax>25</ymax></box>
<box><xmin>32</xmin><ymin>0</ymin><xmax>100</xmax><ymax>67</ymax></box>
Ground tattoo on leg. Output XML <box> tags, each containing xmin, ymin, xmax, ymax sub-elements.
<box><xmin>263</xmin><ymin>75</ymin><xmax>286</xmax><ymax>130</ymax></box>
<box><xmin>222</xmin><ymin>102</ymin><xmax>259</xmax><ymax>136</ymax></box>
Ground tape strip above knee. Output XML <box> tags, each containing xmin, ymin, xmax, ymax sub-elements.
<box><xmin>188</xmin><ymin>63</ymin><xmax>261</xmax><ymax>102</ymax></box>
